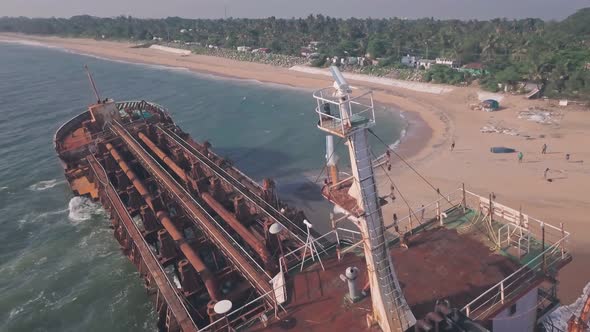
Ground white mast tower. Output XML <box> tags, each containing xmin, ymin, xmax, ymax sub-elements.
<box><xmin>313</xmin><ymin>66</ymin><xmax>416</xmax><ymax>331</ymax></box>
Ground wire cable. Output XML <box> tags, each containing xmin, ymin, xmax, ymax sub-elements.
<box><xmin>369</xmin><ymin>148</ymin><xmax>423</xmax><ymax>228</ymax></box>
<box><xmin>368</xmin><ymin>128</ymin><xmax>454</xmax><ymax>206</ymax></box>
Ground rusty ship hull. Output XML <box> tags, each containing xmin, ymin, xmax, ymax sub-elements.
<box><xmin>54</xmin><ymin>100</ymin><xmax>325</xmax><ymax>331</ymax></box>
<box><xmin>55</xmin><ymin>93</ymin><xmax>572</xmax><ymax>332</ymax></box>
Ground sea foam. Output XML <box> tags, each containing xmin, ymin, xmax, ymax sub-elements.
<box><xmin>68</xmin><ymin>197</ymin><xmax>103</xmax><ymax>223</ymax></box>
<box><xmin>28</xmin><ymin>179</ymin><xmax>65</xmax><ymax>191</ymax></box>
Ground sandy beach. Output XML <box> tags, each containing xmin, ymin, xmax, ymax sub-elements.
<box><xmin>1</xmin><ymin>33</ymin><xmax>588</xmax><ymax>302</ymax></box>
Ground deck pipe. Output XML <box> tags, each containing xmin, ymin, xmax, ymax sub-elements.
<box><xmin>105</xmin><ymin>142</ymin><xmax>220</xmax><ymax>301</ymax></box>
<box><xmin>137</xmin><ymin>132</ymin><xmax>273</xmax><ymax>268</ymax></box>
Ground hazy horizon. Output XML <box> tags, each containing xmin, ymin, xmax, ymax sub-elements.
<box><xmin>1</xmin><ymin>0</ymin><xmax>589</xmax><ymax>21</ymax></box>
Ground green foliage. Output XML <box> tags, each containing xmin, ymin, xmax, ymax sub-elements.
<box><xmin>480</xmin><ymin>77</ymin><xmax>501</xmax><ymax>92</ymax></box>
<box><xmin>311</xmin><ymin>56</ymin><xmax>327</xmax><ymax>67</ymax></box>
<box><xmin>366</xmin><ymin>37</ymin><xmax>387</xmax><ymax>59</ymax></box>
<box><xmin>494</xmin><ymin>66</ymin><xmax>521</xmax><ymax>84</ymax></box>
<box><xmin>2</xmin><ymin>9</ymin><xmax>590</xmax><ymax>99</ymax></box>
<box><xmin>377</xmin><ymin>56</ymin><xmax>401</xmax><ymax>68</ymax></box>
<box><xmin>424</xmin><ymin>65</ymin><xmax>466</xmax><ymax>85</ymax></box>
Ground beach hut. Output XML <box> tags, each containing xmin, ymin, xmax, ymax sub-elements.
<box><xmin>482</xmin><ymin>99</ymin><xmax>500</xmax><ymax>112</ymax></box>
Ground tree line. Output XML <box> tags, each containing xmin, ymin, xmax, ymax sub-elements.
<box><xmin>1</xmin><ymin>9</ymin><xmax>589</xmax><ymax>99</ymax></box>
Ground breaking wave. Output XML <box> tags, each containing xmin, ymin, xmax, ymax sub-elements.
<box><xmin>68</xmin><ymin>197</ymin><xmax>103</xmax><ymax>223</ymax></box>
<box><xmin>544</xmin><ymin>281</ymin><xmax>590</xmax><ymax>330</ymax></box>
<box><xmin>390</xmin><ymin>127</ymin><xmax>407</xmax><ymax>151</ymax></box>
<box><xmin>28</xmin><ymin>179</ymin><xmax>65</xmax><ymax>191</ymax></box>
<box><xmin>0</xmin><ymin>38</ymin><xmax>60</xmax><ymax>50</ymax></box>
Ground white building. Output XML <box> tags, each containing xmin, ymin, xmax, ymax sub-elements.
<box><xmin>435</xmin><ymin>58</ymin><xmax>460</xmax><ymax>69</ymax></box>
<box><xmin>237</xmin><ymin>46</ymin><xmax>252</xmax><ymax>52</ymax></box>
<box><xmin>401</xmin><ymin>54</ymin><xmax>420</xmax><ymax>67</ymax></box>
<box><xmin>417</xmin><ymin>59</ymin><xmax>436</xmax><ymax>69</ymax></box>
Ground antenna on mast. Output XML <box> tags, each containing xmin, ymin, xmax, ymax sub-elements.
<box><xmin>84</xmin><ymin>65</ymin><xmax>102</xmax><ymax>103</ymax></box>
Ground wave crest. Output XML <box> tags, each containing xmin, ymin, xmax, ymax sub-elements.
<box><xmin>28</xmin><ymin>179</ymin><xmax>65</xmax><ymax>191</ymax></box>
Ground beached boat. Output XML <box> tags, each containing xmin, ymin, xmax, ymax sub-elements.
<box><xmin>54</xmin><ymin>68</ymin><xmax>572</xmax><ymax>331</ymax></box>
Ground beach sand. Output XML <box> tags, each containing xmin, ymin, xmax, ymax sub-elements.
<box><xmin>2</xmin><ymin>33</ymin><xmax>588</xmax><ymax>302</ymax></box>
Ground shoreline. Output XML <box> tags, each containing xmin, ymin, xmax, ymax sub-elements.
<box><xmin>1</xmin><ymin>33</ymin><xmax>589</xmax><ymax>303</ymax></box>
<box><xmin>0</xmin><ymin>34</ymin><xmax>427</xmax><ymax>163</ymax></box>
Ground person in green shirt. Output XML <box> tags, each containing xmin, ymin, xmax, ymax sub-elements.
<box><xmin>518</xmin><ymin>151</ymin><xmax>524</xmax><ymax>163</ymax></box>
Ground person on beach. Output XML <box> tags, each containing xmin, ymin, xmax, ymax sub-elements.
<box><xmin>542</xmin><ymin>143</ymin><xmax>547</xmax><ymax>154</ymax></box>
<box><xmin>389</xmin><ymin>185</ymin><xmax>396</xmax><ymax>202</ymax></box>
<box><xmin>451</xmin><ymin>140</ymin><xmax>455</xmax><ymax>151</ymax></box>
<box><xmin>393</xmin><ymin>213</ymin><xmax>399</xmax><ymax>232</ymax></box>
<box><xmin>566</xmin><ymin>153</ymin><xmax>570</xmax><ymax>161</ymax></box>
<box><xmin>386</xmin><ymin>150</ymin><xmax>391</xmax><ymax>168</ymax></box>
<box><xmin>518</xmin><ymin>151</ymin><xmax>524</xmax><ymax>163</ymax></box>
<box><xmin>544</xmin><ymin>168</ymin><xmax>550</xmax><ymax>179</ymax></box>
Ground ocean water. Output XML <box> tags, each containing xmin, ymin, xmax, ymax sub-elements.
<box><xmin>0</xmin><ymin>42</ymin><xmax>405</xmax><ymax>331</ymax></box>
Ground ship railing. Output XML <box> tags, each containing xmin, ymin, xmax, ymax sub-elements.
<box><xmin>463</xmin><ymin>189</ymin><xmax>570</xmax><ymax>254</ymax></box>
<box><xmin>54</xmin><ymin>111</ymin><xmax>91</xmax><ymax>149</ymax></box>
<box><xmin>87</xmin><ymin>154</ymin><xmax>198</xmax><ymax>331</ymax></box>
<box><xmin>199</xmin><ymin>229</ymin><xmax>348</xmax><ymax>331</ymax></box>
<box><xmin>375</xmin><ymin>186</ymin><xmax>571</xmax><ymax>322</ymax></box>
<box><xmin>198</xmin><ymin>284</ymin><xmax>289</xmax><ymax>331</ymax></box>
<box><xmin>455</xmin><ymin>189</ymin><xmax>571</xmax><ymax>321</ymax></box>
<box><xmin>461</xmin><ymin>234</ymin><xmax>569</xmax><ymax>321</ymax></box>
<box><xmin>335</xmin><ymin>227</ymin><xmax>364</xmax><ymax>256</ymax></box>
<box><xmin>384</xmin><ymin>187</ymin><xmax>570</xmax><ymax>256</ymax></box>
<box><xmin>383</xmin><ymin>189</ymin><xmax>464</xmax><ymax>241</ymax></box>
<box><xmin>313</xmin><ymin>86</ymin><xmax>376</xmax><ymax>137</ymax></box>
<box><xmin>110</xmin><ymin>121</ymin><xmax>275</xmax><ymax>297</ymax></box>
<box><xmin>115</xmin><ymin>100</ymin><xmax>171</xmax><ymax>116</ymax></box>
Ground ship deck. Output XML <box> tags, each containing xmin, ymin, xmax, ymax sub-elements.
<box><xmin>245</xmin><ymin>216</ymin><xmax>523</xmax><ymax>331</ymax></box>
<box><xmin>249</xmin><ymin>252</ymin><xmax>378</xmax><ymax>332</ymax></box>
<box><xmin>62</xmin><ymin>127</ymin><xmax>92</xmax><ymax>151</ymax></box>
<box><xmin>245</xmin><ymin>199</ymin><xmax>572</xmax><ymax>331</ymax></box>
<box><xmin>392</xmin><ymin>227</ymin><xmax>520</xmax><ymax>319</ymax></box>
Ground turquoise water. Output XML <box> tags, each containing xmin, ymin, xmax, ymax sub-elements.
<box><xmin>0</xmin><ymin>42</ymin><xmax>404</xmax><ymax>331</ymax></box>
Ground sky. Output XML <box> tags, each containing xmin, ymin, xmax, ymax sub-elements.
<box><xmin>1</xmin><ymin>0</ymin><xmax>589</xmax><ymax>20</ymax></box>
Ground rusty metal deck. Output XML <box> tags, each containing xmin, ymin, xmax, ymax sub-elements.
<box><xmin>247</xmin><ymin>252</ymin><xmax>379</xmax><ymax>332</ymax></box>
<box><xmin>87</xmin><ymin>155</ymin><xmax>198</xmax><ymax>332</ymax></box>
<box><xmin>62</xmin><ymin>127</ymin><xmax>92</xmax><ymax>151</ymax></box>
<box><xmin>110</xmin><ymin>121</ymin><xmax>274</xmax><ymax>301</ymax></box>
<box><xmin>391</xmin><ymin>227</ymin><xmax>520</xmax><ymax>319</ymax></box>
<box><xmin>156</xmin><ymin>124</ymin><xmax>309</xmax><ymax>244</ymax></box>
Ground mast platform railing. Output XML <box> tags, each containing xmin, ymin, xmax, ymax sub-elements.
<box><xmin>313</xmin><ymin>86</ymin><xmax>376</xmax><ymax>138</ymax></box>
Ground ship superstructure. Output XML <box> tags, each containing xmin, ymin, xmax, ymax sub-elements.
<box><xmin>54</xmin><ymin>68</ymin><xmax>572</xmax><ymax>332</ymax></box>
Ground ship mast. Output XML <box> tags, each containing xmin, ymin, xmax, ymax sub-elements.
<box><xmin>314</xmin><ymin>66</ymin><xmax>416</xmax><ymax>331</ymax></box>
<box><xmin>84</xmin><ymin>65</ymin><xmax>102</xmax><ymax>103</ymax></box>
